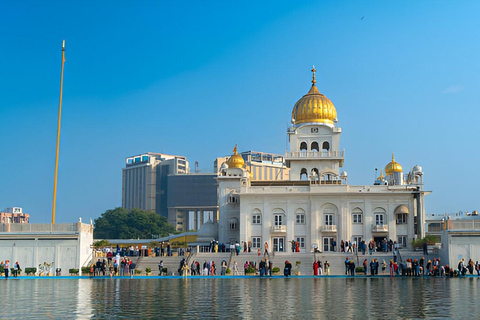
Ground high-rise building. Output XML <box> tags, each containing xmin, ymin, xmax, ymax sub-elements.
<box><xmin>122</xmin><ymin>152</ymin><xmax>189</xmax><ymax>217</ymax></box>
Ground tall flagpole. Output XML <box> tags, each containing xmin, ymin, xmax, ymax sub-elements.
<box><xmin>52</xmin><ymin>40</ymin><xmax>66</xmax><ymax>225</ymax></box>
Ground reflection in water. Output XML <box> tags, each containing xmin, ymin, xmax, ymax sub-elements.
<box><xmin>0</xmin><ymin>278</ymin><xmax>479</xmax><ymax>319</ymax></box>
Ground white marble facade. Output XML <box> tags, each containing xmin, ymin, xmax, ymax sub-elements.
<box><xmin>217</xmin><ymin>70</ymin><xmax>428</xmax><ymax>252</ymax></box>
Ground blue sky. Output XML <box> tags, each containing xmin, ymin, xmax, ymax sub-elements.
<box><xmin>1</xmin><ymin>1</ymin><xmax>479</xmax><ymax>223</ymax></box>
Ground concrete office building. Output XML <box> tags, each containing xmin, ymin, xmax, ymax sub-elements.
<box><xmin>122</xmin><ymin>152</ymin><xmax>189</xmax><ymax>217</ymax></box>
<box><xmin>167</xmin><ymin>174</ymin><xmax>218</xmax><ymax>232</ymax></box>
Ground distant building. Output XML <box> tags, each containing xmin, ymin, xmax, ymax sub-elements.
<box><xmin>122</xmin><ymin>152</ymin><xmax>218</xmax><ymax>232</ymax></box>
<box><xmin>167</xmin><ymin>174</ymin><xmax>218</xmax><ymax>232</ymax></box>
<box><xmin>0</xmin><ymin>207</ymin><xmax>30</xmax><ymax>224</ymax></box>
<box><xmin>122</xmin><ymin>152</ymin><xmax>189</xmax><ymax>217</ymax></box>
<box><xmin>215</xmin><ymin>150</ymin><xmax>289</xmax><ymax>181</ymax></box>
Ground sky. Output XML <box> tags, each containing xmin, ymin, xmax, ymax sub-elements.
<box><xmin>1</xmin><ymin>1</ymin><xmax>479</xmax><ymax>223</ymax></box>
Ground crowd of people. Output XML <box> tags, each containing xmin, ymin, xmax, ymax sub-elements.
<box><xmin>1</xmin><ymin>260</ymin><xmax>21</xmax><ymax>279</ymax></box>
<box><xmin>90</xmin><ymin>257</ymin><xmax>137</xmax><ymax>277</ymax></box>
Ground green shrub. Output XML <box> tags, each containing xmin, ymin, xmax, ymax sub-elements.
<box><xmin>0</xmin><ymin>265</ymin><xmax>4</xmax><ymax>273</ymax></box>
<box><xmin>81</xmin><ymin>267</ymin><xmax>91</xmax><ymax>274</ymax></box>
<box><xmin>226</xmin><ymin>268</ymin><xmax>232</xmax><ymax>274</ymax></box>
<box><xmin>355</xmin><ymin>267</ymin><xmax>364</xmax><ymax>273</ymax></box>
<box><xmin>272</xmin><ymin>267</ymin><xmax>280</xmax><ymax>273</ymax></box>
<box><xmin>145</xmin><ymin>267</ymin><xmax>151</xmax><ymax>273</ymax></box>
<box><xmin>69</xmin><ymin>269</ymin><xmax>79</xmax><ymax>274</ymax></box>
<box><xmin>295</xmin><ymin>261</ymin><xmax>301</xmax><ymax>265</ymax></box>
<box><xmin>25</xmin><ymin>267</ymin><xmax>37</xmax><ymax>275</ymax></box>
<box><xmin>10</xmin><ymin>268</ymin><xmax>22</xmax><ymax>274</ymax></box>
<box><xmin>162</xmin><ymin>267</ymin><xmax>168</xmax><ymax>274</ymax></box>
<box><xmin>134</xmin><ymin>269</ymin><xmax>141</xmax><ymax>275</ymax></box>
<box><xmin>246</xmin><ymin>265</ymin><xmax>256</xmax><ymax>274</ymax></box>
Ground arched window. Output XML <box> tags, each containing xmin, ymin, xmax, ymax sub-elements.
<box><xmin>295</xmin><ymin>208</ymin><xmax>306</xmax><ymax>224</ymax></box>
<box><xmin>273</xmin><ymin>208</ymin><xmax>286</xmax><ymax>226</ymax></box>
<box><xmin>252</xmin><ymin>209</ymin><xmax>262</xmax><ymax>224</ymax></box>
<box><xmin>300</xmin><ymin>142</ymin><xmax>307</xmax><ymax>152</ymax></box>
<box><xmin>229</xmin><ymin>217</ymin><xmax>239</xmax><ymax>230</ymax></box>
<box><xmin>322</xmin><ymin>141</ymin><xmax>330</xmax><ymax>151</ymax></box>
<box><xmin>374</xmin><ymin>208</ymin><xmax>386</xmax><ymax>226</ymax></box>
<box><xmin>300</xmin><ymin>168</ymin><xmax>308</xmax><ymax>180</ymax></box>
<box><xmin>311</xmin><ymin>142</ymin><xmax>319</xmax><ymax>152</ymax></box>
<box><xmin>311</xmin><ymin>168</ymin><xmax>319</xmax><ymax>181</ymax></box>
<box><xmin>395</xmin><ymin>205</ymin><xmax>409</xmax><ymax>224</ymax></box>
<box><xmin>352</xmin><ymin>208</ymin><xmax>363</xmax><ymax>224</ymax></box>
<box><xmin>323</xmin><ymin>204</ymin><xmax>337</xmax><ymax>225</ymax></box>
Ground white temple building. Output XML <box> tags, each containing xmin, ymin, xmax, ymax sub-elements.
<box><xmin>217</xmin><ymin>67</ymin><xmax>429</xmax><ymax>252</ymax></box>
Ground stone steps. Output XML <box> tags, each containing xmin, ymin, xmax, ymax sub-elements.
<box><xmin>135</xmin><ymin>250</ymin><xmax>438</xmax><ymax>276</ymax></box>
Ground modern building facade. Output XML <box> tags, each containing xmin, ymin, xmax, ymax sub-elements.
<box><xmin>217</xmin><ymin>68</ymin><xmax>429</xmax><ymax>252</ymax></box>
<box><xmin>167</xmin><ymin>173</ymin><xmax>218</xmax><ymax>232</ymax></box>
<box><xmin>122</xmin><ymin>152</ymin><xmax>189</xmax><ymax>217</ymax></box>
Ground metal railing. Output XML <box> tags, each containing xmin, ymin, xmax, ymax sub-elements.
<box><xmin>286</xmin><ymin>150</ymin><xmax>344</xmax><ymax>159</ymax></box>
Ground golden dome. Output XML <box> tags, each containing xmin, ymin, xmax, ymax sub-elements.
<box><xmin>385</xmin><ymin>153</ymin><xmax>403</xmax><ymax>175</ymax></box>
<box><xmin>226</xmin><ymin>144</ymin><xmax>244</xmax><ymax>169</ymax></box>
<box><xmin>291</xmin><ymin>66</ymin><xmax>337</xmax><ymax>126</ymax></box>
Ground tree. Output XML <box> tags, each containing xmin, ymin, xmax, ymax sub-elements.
<box><xmin>93</xmin><ymin>207</ymin><xmax>176</xmax><ymax>239</ymax></box>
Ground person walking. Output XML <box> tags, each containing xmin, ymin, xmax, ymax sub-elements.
<box><xmin>264</xmin><ymin>242</ymin><xmax>269</xmax><ymax>256</ymax></box>
<box><xmin>233</xmin><ymin>261</ymin><xmax>239</xmax><ymax>275</ymax></box>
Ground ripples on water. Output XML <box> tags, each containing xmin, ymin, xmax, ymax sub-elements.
<box><xmin>0</xmin><ymin>277</ymin><xmax>479</xmax><ymax>319</ymax></box>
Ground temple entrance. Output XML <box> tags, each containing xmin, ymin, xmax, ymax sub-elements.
<box><xmin>273</xmin><ymin>237</ymin><xmax>285</xmax><ymax>252</ymax></box>
<box><xmin>323</xmin><ymin>237</ymin><xmax>336</xmax><ymax>252</ymax></box>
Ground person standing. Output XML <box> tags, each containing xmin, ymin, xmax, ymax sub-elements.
<box><xmin>13</xmin><ymin>261</ymin><xmax>20</xmax><ymax>277</ymax></box>
<box><xmin>158</xmin><ymin>261</ymin><xmax>163</xmax><ymax>276</ymax></box>
<box><xmin>422</xmin><ymin>241</ymin><xmax>428</xmax><ymax>255</ymax></box>
<box><xmin>268</xmin><ymin>260</ymin><xmax>273</xmax><ymax>276</ymax></box>
<box><xmin>4</xmin><ymin>260</ymin><xmax>10</xmax><ymax>279</ymax></box>
<box><xmin>221</xmin><ymin>260</ymin><xmax>227</xmax><ymax>275</ymax></box>
<box><xmin>233</xmin><ymin>261</ymin><xmax>239</xmax><ymax>275</ymax></box>
<box><xmin>291</xmin><ymin>240</ymin><xmax>296</xmax><ymax>253</ymax></box>
<box><xmin>284</xmin><ymin>260</ymin><xmax>292</xmax><ymax>277</ymax></box>
<box><xmin>363</xmin><ymin>259</ymin><xmax>368</xmax><ymax>275</ymax></box>
<box><xmin>313</xmin><ymin>261</ymin><xmax>318</xmax><ymax>276</ymax></box>
<box><xmin>264</xmin><ymin>242</ymin><xmax>269</xmax><ymax>256</ymax></box>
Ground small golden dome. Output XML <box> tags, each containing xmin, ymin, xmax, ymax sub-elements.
<box><xmin>385</xmin><ymin>153</ymin><xmax>403</xmax><ymax>175</ymax></box>
<box><xmin>291</xmin><ymin>66</ymin><xmax>337</xmax><ymax>126</ymax></box>
<box><xmin>226</xmin><ymin>144</ymin><xmax>244</xmax><ymax>169</ymax></box>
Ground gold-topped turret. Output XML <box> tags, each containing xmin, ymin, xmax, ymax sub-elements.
<box><xmin>226</xmin><ymin>144</ymin><xmax>245</xmax><ymax>169</ymax></box>
<box><xmin>291</xmin><ymin>66</ymin><xmax>337</xmax><ymax>126</ymax></box>
<box><xmin>385</xmin><ymin>153</ymin><xmax>403</xmax><ymax>175</ymax></box>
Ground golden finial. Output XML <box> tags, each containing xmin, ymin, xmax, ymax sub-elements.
<box><xmin>311</xmin><ymin>65</ymin><xmax>316</xmax><ymax>85</ymax></box>
<box><xmin>380</xmin><ymin>169</ymin><xmax>384</xmax><ymax>179</ymax></box>
<box><xmin>392</xmin><ymin>153</ymin><xmax>395</xmax><ymax>162</ymax></box>
<box><xmin>233</xmin><ymin>144</ymin><xmax>237</xmax><ymax>155</ymax></box>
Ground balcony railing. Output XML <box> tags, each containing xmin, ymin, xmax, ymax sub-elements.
<box><xmin>321</xmin><ymin>225</ymin><xmax>337</xmax><ymax>232</ymax></box>
<box><xmin>270</xmin><ymin>225</ymin><xmax>287</xmax><ymax>233</ymax></box>
<box><xmin>286</xmin><ymin>150</ymin><xmax>344</xmax><ymax>159</ymax></box>
<box><xmin>372</xmin><ymin>224</ymin><xmax>388</xmax><ymax>232</ymax></box>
